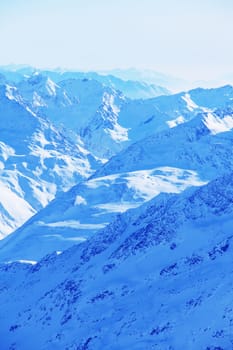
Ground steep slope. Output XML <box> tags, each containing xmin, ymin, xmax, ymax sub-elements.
<box><xmin>0</xmin><ymin>84</ymin><xmax>99</xmax><ymax>237</ymax></box>
<box><xmin>1</xmin><ymin>173</ymin><xmax>233</xmax><ymax>349</ymax></box>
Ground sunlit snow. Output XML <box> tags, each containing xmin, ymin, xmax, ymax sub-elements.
<box><xmin>204</xmin><ymin>112</ymin><xmax>233</xmax><ymax>134</ymax></box>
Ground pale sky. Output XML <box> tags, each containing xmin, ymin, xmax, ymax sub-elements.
<box><xmin>0</xmin><ymin>0</ymin><xmax>233</xmax><ymax>81</ymax></box>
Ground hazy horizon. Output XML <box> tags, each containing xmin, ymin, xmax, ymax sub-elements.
<box><xmin>0</xmin><ymin>0</ymin><xmax>233</xmax><ymax>84</ymax></box>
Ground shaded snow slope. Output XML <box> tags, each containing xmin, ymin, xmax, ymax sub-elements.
<box><xmin>1</xmin><ymin>173</ymin><xmax>233</xmax><ymax>349</ymax></box>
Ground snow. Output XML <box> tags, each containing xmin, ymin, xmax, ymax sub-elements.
<box><xmin>74</xmin><ymin>195</ymin><xmax>87</xmax><ymax>205</ymax></box>
<box><xmin>14</xmin><ymin>259</ymin><xmax>37</xmax><ymax>265</ymax></box>
<box><xmin>94</xmin><ymin>202</ymin><xmax>139</xmax><ymax>213</ymax></box>
<box><xmin>46</xmin><ymin>78</ymin><xmax>58</xmax><ymax>96</ymax></box>
<box><xmin>204</xmin><ymin>112</ymin><xmax>233</xmax><ymax>134</ymax></box>
<box><xmin>181</xmin><ymin>92</ymin><xmax>199</xmax><ymax>111</ymax></box>
<box><xmin>5</xmin><ymin>84</ymin><xmax>18</xmax><ymax>101</ymax></box>
<box><xmin>0</xmin><ymin>178</ymin><xmax>35</xmax><ymax>237</ymax></box>
<box><xmin>0</xmin><ymin>141</ymin><xmax>15</xmax><ymax>160</ymax></box>
<box><xmin>106</xmin><ymin>123</ymin><xmax>129</xmax><ymax>142</ymax></box>
<box><xmin>43</xmin><ymin>234</ymin><xmax>87</xmax><ymax>242</ymax></box>
<box><xmin>167</xmin><ymin>115</ymin><xmax>185</xmax><ymax>128</ymax></box>
<box><xmin>39</xmin><ymin>220</ymin><xmax>108</xmax><ymax>230</ymax></box>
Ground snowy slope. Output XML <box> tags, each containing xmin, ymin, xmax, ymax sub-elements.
<box><xmin>0</xmin><ymin>167</ymin><xmax>205</xmax><ymax>261</ymax></box>
<box><xmin>1</xmin><ymin>173</ymin><xmax>233</xmax><ymax>349</ymax></box>
<box><xmin>0</xmin><ymin>84</ymin><xmax>99</xmax><ymax>237</ymax></box>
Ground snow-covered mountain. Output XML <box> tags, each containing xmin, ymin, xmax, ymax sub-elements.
<box><xmin>0</xmin><ymin>65</ymin><xmax>170</xmax><ymax>99</ymax></box>
<box><xmin>2</xmin><ymin>107</ymin><xmax>233</xmax><ymax>261</ymax></box>
<box><xmin>1</xmin><ymin>67</ymin><xmax>233</xmax><ymax>348</ymax></box>
<box><xmin>10</xmin><ymin>70</ymin><xmax>233</xmax><ymax>160</ymax></box>
<box><xmin>1</xmin><ymin>172</ymin><xmax>233</xmax><ymax>349</ymax></box>
<box><xmin>1</xmin><ymin>70</ymin><xmax>233</xmax><ymax>241</ymax></box>
<box><xmin>1</xmin><ymin>69</ymin><xmax>207</xmax><ymax>236</ymax></box>
<box><xmin>0</xmin><ymin>83</ymin><xmax>99</xmax><ymax>237</ymax></box>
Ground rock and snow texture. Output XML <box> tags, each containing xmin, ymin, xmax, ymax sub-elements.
<box><xmin>1</xmin><ymin>173</ymin><xmax>233</xmax><ymax>349</ymax></box>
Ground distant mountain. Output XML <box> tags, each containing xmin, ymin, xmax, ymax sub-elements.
<box><xmin>0</xmin><ymin>65</ymin><xmax>35</xmax><ymax>83</ymax></box>
<box><xmin>1</xmin><ymin>172</ymin><xmax>233</xmax><ymax>349</ymax></box>
<box><xmin>103</xmin><ymin>67</ymin><xmax>233</xmax><ymax>93</ymax></box>
<box><xmin>0</xmin><ymin>66</ymin><xmax>170</xmax><ymax>99</ymax></box>
<box><xmin>101</xmin><ymin>67</ymin><xmax>188</xmax><ymax>91</ymax></box>
<box><xmin>47</xmin><ymin>70</ymin><xmax>170</xmax><ymax>99</ymax></box>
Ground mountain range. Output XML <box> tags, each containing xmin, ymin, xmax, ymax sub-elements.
<box><xmin>0</xmin><ymin>67</ymin><xmax>233</xmax><ymax>349</ymax></box>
